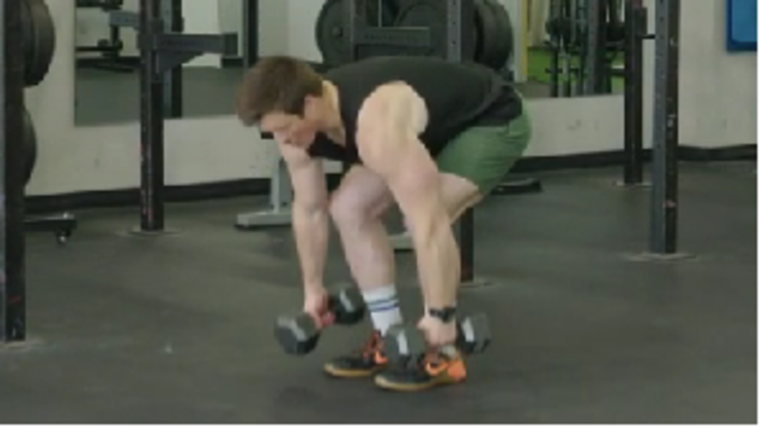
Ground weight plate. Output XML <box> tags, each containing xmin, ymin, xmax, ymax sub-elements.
<box><xmin>22</xmin><ymin>0</ymin><xmax>56</xmax><ymax>87</ymax></box>
<box><xmin>484</xmin><ymin>0</ymin><xmax>514</xmax><ymax>69</ymax></box>
<box><xmin>315</xmin><ymin>0</ymin><xmax>397</xmax><ymax>66</ymax></box>
<box><xmin>393</xmin><ymin>0</ymin><xmax>479</xmax><ymax>61</ymax></box>
<box><xmin>22</xmin><ymin>107</ymin><xmax>38</xmax><ymax>186</ymax></box>
<box><xmin>474</xmin><ymin>0</ymin><xmax>501</xmax><ymax>68</ymax></box>
<box><xmin>392</xmin><ymin>0</ymin><xmax>446</xmax><ymax>58</ymax></box>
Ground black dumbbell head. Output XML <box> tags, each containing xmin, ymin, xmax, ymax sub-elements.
<box><xmin>329</xmin><ymin>286</ymin><xmax>366</xmax><ymax>325</ymax></box>
<box><xmin>457</xmin><ymin>313</ymin><xmax>491</xmax><ymax>355</ymax></box>
<box><xmin>383</xmin><ymin>324</ymin><xmax>427</xmax><ymax>362</ymax></box>
<box><xmin>274</xmin><ymin>313</ymin><xmax>320</xmax><ymax>355</ymax></box>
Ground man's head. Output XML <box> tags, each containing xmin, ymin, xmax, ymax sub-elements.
<box><xmin>236</xmin><ymin>56</ymin><xmax>335</xmax><ymax>149</ymax></box>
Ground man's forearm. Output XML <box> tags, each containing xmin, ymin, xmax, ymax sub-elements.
<box><xmin>292</xmin><ymin>202</ymin><xmax>330</xmax><ymax>292</ymax></box>
<box><xmin>412</xmin><ymin>215</ymin><xmax>460</xmax><ymax>310</ymax></box>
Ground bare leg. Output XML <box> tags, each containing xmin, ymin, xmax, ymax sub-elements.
<box><xmin>330</xmin><ymin>166</ymin><xmax>395</xmax><ymax>289</ymax></box>
<box><xmin>329</xmin><ymin>166</ymin><xmax>402</xmax><ymax>335</ymax></box>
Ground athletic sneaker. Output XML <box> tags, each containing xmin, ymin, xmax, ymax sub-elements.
<box><xmin>374</xmin><ymin>348</ymin><xmax>467</xmax><ymax>392</ymax></box>
<box><xmin>323</xmin><ymin>330</ymin><xmax>389</xmax><ymax>378</ymax></box>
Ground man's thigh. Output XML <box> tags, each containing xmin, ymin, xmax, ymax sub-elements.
<box><xmin>435</xmin><ymin>110</ymin><xmax>532</xmax><ymax>217</ymax></box>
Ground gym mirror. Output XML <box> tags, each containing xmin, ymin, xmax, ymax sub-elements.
<box><xmin>514</xmin><ymin>0</ymin><xmax>626</xmax><ymax>99</ymax></box>
<box><xmin>308</xmin><ymin>0</ymin><xmax>627</xmax><ymax>100</ymax></box>
<box><xmin>74</xmin><ymin>0</ymin><xmax>248</xmax><ymax>126</ymax></box>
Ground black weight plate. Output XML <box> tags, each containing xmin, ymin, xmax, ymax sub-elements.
<box><xmin>315</xmin><ymin>0</ymin><xmax>396</xmax><ymax>66</ymax></box>
<box><xmin>392</xmin><ymin>0</ymin><xmax>447</xmax><ymax>58</ymax></box>
<box><xmin>393</xmin><ymin>0</ymin><xmax>479</xmax><ymax>61</ymax></box>
<box><xmin>22</xmin><ymin>0</ymin><xmax>56</xmax><ymax>87</ymax></box>
<box><xmin>484</xmin><ymin>0</ymin><xmax>514</xmax><ymax>69</ymax></box>
<box><xmin>474</xmin><ymin>0</ymin><xmax>502</xmax><ymax>69</ymax></box>
<box><xmin>22</xmin><ymin>107</ymin><xmax>38</xmax><ymax>186</ymax></box>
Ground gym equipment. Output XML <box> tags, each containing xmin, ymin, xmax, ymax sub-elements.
<box><xmin>22</xmin><ymin>107</ymin><xmax>37</xmax><ymax>186</ymax></box>
<box><xmin>235</xmin><ymin>157</ymin><xmax>292</xmax><ymax>229</ymax></box>
<box><xmin>476</xmin><ymin>0</ymin><xmax>514</xmax><ymax>70</ymax></box>
<box><xmin>116</xmin><ymin>0</ymin><xmax>236</xmax><ymax>234</ymax></box>
<box><xmin>3</xmin><ymin>0</ymin><xmax>27</xmax><ymax>343</ymax></box>
<box><xmin>21</xmin><ymin>0</ymin><xmax>56</xmax><ymax>87</ymax></box>
<box><xmin>648</xmin><ymin>0</ymin><xmax>681</xmax><ymax>256</ymax></box>
<box><xmin>75</xmin><ymin>0</ymin><xmax>133</xmax><ymax>73</ymax></box>
<box><xmin>383</xmin><ymin>313</ymin><xmax>492</xmax><ymax>362</ymax></box>
<box><xmin>316</xmin><ymin>0</ymin><xmax>397</xmax><ymax>66</ymax></box>
<box><xmin>390</xmin><ymin>0</ymin><xmax>513</xmax><ymax>70</ymax></box>
<box><xmin>621</xmin><ymin>1</ymin><xmax>651</xmax><ymax>186</ymax></box>
<box><xmin>274</xmin><ymin>286</ymin><xmax>366</xmax><ymax>355</ymax></box>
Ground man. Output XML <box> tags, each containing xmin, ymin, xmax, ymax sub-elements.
<box><xmin>236</xmin><ymin>55</ymin><xmax>531</xmax><ymax>392</ymax></box>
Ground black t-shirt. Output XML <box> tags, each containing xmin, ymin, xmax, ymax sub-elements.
<box><xmin>308</xmin><ymin>56</ymin><xmax>522</xmax><ymax>164</ymax></box>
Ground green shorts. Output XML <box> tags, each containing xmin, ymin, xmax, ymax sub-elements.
<box><xmin>435</xmin><ymin>107</ymin><xmax>532</xmax><ymax>195</ymax></box>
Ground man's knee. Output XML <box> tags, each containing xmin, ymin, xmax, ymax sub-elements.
<box><xmin>329</xmin><ymin>184</ymin><xmax>392</xmax><ymax>228</ymax></box>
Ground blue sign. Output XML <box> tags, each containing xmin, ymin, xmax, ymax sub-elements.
<box><xmin>727</xmin><ymin>0</ymin><xmax>757</xmax><ymax>51</ymax></box>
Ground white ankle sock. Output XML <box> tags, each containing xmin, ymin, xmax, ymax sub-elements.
<box><xmin>362</xmin><ymin>285</ymin><xmax>403</xmax><ymax>336</ymax></box>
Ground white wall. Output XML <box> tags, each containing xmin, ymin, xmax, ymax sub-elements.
<box><xmin>26</xmin><ymin>0</ymin><xmax>757</xmax><ymax>197</ymax></box>
<box><xmin>218</xmin><ymin>0</ymin><xmax>242</xmax><ymax>56</ymax></box>
<box><xmin>677</xmin><ymin>0</ymin><xmax>756</xmax><ymax>148</ymax></box>
<box><xmin>26</xmin><ymin>1</ymin><xmax>277</xmax><ymax>197</ymax></box>
<box><xmin>258</xmin><ymin>0</ymin><xmax>289</xmax><ymax>56</ymax></box>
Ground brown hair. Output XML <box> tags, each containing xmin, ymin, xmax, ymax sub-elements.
<box><xmin>236</xmin><ymin>56</ymin><xmax>324</xmax><ymax>126</ymax></box>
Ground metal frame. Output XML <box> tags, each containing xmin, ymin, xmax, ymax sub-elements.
<box><xmin>622</xmin><ymin>0</ymin><xmax>647</xmax><ymax>185</ymax></box>
<box><xmin>161</xmin><ymin>0</ymin><xmax>182</xmax><ymax>118</ymax></box>
<box><xmin>1</xmin><ymin>0</ymin><xmax>27</xmax><ymax>343</ymax></box>
<box><xmin>235</xmin><ymin>157</ymin><xmax>293</xmax><ymax>229</ymax></box>
<box><xmin>649</xmin><ymin>0</ymin><xmax>680</xmax><ymax>254</ymax></box>
<box><xmin>584</xmin><ymin>0</ymin><xmax>607</xmax><ymax>94</ymax></box>
<box><xmin>243</xmin><ymin>0</ymin><xmax>258</xmax><ymax>69</ymax></box>
<box><xmin>131</xmin><ymin>0</ymin><xmax>237</xmax><ymax>233</ymax></box>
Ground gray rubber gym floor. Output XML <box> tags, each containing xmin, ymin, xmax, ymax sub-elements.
<box><xmin>1</xmin><ymin>162</ymin><xmax>756</xmax><ymax>423</ymax></box>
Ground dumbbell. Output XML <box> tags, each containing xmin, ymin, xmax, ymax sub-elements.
<box><xmin>274</xmin><ymin>285</ymin><xmax>366</xmax><ymax>356</ymax></box>
<box><xmin>383</xmin><ymin>313</ymin><xmax>491</xmax><ymax>362</ymax></box>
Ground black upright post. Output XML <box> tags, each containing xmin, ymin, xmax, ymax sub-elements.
<box><xmin>243</xmin><ymin>0</ymin><xmax>258</xmax><ymax>69</ymax></box>
<box><xmin>584</xmin><ymin>0</ymin><xmax>607</xmax><ymax>94</ymax></box>
<box><xmin>1</xmin><ymin>0</ymin><xmax>26</xmax><ymax>343</ymax></box>
<box><xmin>139</xmin><ymin>0</ymin><xmax>165</xmax><ymax>232</ymax></box>
<box><xmin>623</xmin><ymin>0</ymin><xmax>646</xmax><ymax>185</ymax></box>
<box><xmin>444</xmin><ymin>0</ymin><xmax>478</xmax><ymax>286</ymax></box>
<box><xmin>162</xmin><ymin>0</ymin><xmax>182</xmax><ymax>118</ymax></box>
<box><xmin>649</xmin><ymin>0</ymin><xmax>680</xmax><ymax>254</ymax></box>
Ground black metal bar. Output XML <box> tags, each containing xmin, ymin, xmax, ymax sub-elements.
<box><xmin>156</xmin><ymin>33</ymin><xmax>238</xmax><ymax>56</ymax></box>
<box><xmin>162</xmin><ymin>0</ymin><xmax>182</xmax><ymax>118</ymax></box>
<box><xmin>623</xmin><ymin>2</ymin><xmax>646</xmax><ymax>185</ymax></box>
<box><xmin>353</xmin><ymin>27</ymin><xmax>430</xmax><ymax>47</ymax></box>
<box><xmin>109</xmin><ymin>10</ymin><xmax>140</xmax><ymax>28</ymax></box>
<box><xmin>139</xmin><ymin>0</ymin><xmax>165</xmax><ymax>232</ymax></box>
<box><xmin>584</xmin><ymin>0</ymin><xmax>607</xmax><ymax>94</ymax></box>
<box><xmin>443</xmin><ymin>0</ymin><xmax>477</xmax><ymax>284</ymax></box>
<box><xmin>2</xmin><ymin>0</ymin><xmax>26</xmax><ymax>342</ymax></box>
<box><xmin>649</xmin><ymin>0</ymin><xmax>680</xmax><ymax>254</ymax></box>
<box><xmin>243</xmin><ymin>0</ymin><xmax>258</xmax><ymax>68</ymax></box>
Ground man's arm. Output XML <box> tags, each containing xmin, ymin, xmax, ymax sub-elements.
<box><xmin>355</xmin><ymin>83</ymin><xmax>459</xmax><ymax>310</ymax></box>
<box><xmin>280</xmin><ymin>142</ymin><xmax>330</xmax><ymax>293</ymax></box>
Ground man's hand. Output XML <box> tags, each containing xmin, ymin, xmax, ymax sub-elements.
<box><xmin>417</xmin><ymin>314</ymin><xmax>457</xmax><ymax>348</ymax></box>
<box><xmin>303</xmin><ymin>287</ymin><xmax>336</xmax><ymax>329</ymax></box>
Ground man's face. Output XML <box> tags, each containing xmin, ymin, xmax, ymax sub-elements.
<box><xmin>261</xmin><ymin>97</ymin><xmax>323</xmax><ymax>150</ymax></box>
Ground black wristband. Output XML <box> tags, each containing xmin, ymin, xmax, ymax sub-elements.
<box><xmin>428</xmin><ymin>306</ymin><xmax>457</xmax><ymax>323</ymax></box>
